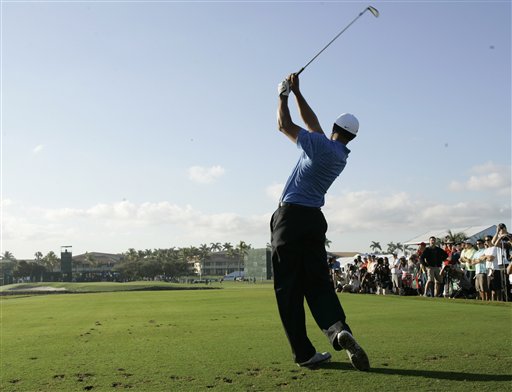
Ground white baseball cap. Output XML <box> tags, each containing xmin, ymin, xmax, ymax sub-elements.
<box><xmin>334</xmin><ymin>113</ymin><xmax>359</xmax><ymax>136</ymax></box>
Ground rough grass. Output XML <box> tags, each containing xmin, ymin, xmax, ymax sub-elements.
<box><xmin>1</xmin><ymin>283</ymin><xmax>511</xmax><ymax>391</ymax></box>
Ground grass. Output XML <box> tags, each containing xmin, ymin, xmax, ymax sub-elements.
<box><xmin>0</xmin><ymin>281</ymin><xmax>220</xmax><ymax>293</ymax></box>
<box><xmin>1</xmin><ymin>282</ymin><xmax>511</xmax><ymax>391</ymax></box>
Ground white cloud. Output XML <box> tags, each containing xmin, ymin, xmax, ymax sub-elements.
<box><xmin>1</xmin><ymin>198</ymin><xmax>13</xmax><ymax>207</ymax></box>
<box><xmin>324</xmin><ymin>190</ymin><xmax>510</xmax><ymax>233</ymax></box>
<box><xmin>449</xmin><ymin>162</ymin><xmax>511</xmax><ymax>195</ymax></box>
<box><xmin>2</xmin><ymin>192</ymin><xmax>510</xmax><ymax>259</ymax></box>
<box><xmin>32</xmin><ymin>144</ymin><xmax>44</xmax><ymax>154</ymax></box>
<box><xmin>188</xmin><ymin>165</ymin><xmax>225</xmax><ymax>184</ymax></box>
<box><xmin>266</xmin><ymin>183</ymin><xmax>284</xmax><ymax>201</ymax></box>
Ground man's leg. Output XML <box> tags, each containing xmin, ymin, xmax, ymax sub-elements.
<box><xmin>271</xmin><ymin>208</ymin><xmax>316</xmax><ymax>364</ymax></box>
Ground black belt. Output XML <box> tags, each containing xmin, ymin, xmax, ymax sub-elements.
<box><xmin>279</xmin><ymin>202</ymin><xmax>320</xmax><ymax>210</ymax></box>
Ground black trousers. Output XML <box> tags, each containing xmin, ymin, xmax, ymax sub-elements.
<box><xmin>270</xmin><ymin>204</ymin><xmax>349</xmax><ymax>363</ymax></box>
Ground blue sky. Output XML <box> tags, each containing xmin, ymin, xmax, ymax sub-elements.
<box><xmin>2</xmin><ymin>1</ymin><xmax>511</xmax><ymax>259</ymax></box>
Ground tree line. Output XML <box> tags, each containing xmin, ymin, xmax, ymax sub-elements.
<box><xmin>0</xmin><ymin>241</ymin><xmax>252</xmax><ymax>282</ymax></box>
<box><xmin>369</xmin><ymin>231</ymin><xmax>467</xmax><ymax>254</ymax></box>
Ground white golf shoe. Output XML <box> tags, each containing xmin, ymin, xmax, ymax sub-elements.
<box><xmin>297</xmin><ymin>352</ymin><xmax>332</xmax><ymax>368</ymax></box>
<box><xmin>337</xmin><ymin>330</ymin><xmax>370</xmax><ymax>371</ymax></box>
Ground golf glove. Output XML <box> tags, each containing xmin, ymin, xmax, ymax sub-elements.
<box><xmin>278</xmin><ymin>79</ymin><xmax>290</xmax><ymax>96</ymax></box>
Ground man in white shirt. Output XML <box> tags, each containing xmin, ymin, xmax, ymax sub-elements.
<box><xmin>390</xmin><ymin>254</ymin><xmax>401</xmax><ymax>294</ymax></box>
<box><xmin>483</xmin><ymin>235</ymin><xmax>502</xmax><ymax>301</ymax></box>
<box><xmin>471</xmin><ymin>239</ymin><xmax>489</xmax><ymax>301</ymax></box>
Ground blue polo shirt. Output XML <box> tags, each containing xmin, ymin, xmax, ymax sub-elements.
<box><xmin>280</xmin><ymin>128</ymin><xmax>350</xmax><ymax>208</ymax></box>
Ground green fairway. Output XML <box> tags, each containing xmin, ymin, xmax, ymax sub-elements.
<box><xmin>1</xmin><ymin>283</ymin><xmax>511</xmax><ymax>391</ymax></box>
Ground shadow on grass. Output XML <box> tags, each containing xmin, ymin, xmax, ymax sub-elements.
<box><xmin>321</xmin><ymin>362</ymin><xmax>512</xmax><ymax>382</ymax></box>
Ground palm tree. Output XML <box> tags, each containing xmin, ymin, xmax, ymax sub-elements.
<box><xmin>198</xmin><ymin>244</ymin><xmax>211</xmax><ymax>279</ymax></box>
<box><xmin>222</xmin><ymin>242</ymin><xmax>233</xmax><ymax>253</ymax></box>
<box><xmin>210</xmin><ymin>243</ymin><xmax>222</xmax><ymax>253</ymax></box>
<box><xmin>235</xmin><ymin>241</ymin><xmax>252</xmax><ymax>278</ymax></box>
<box><xmin>386</xmin><ymin>242</ymin><xmax>397</xmax><ymax>254</ymax></box>
<box><xmin>34</xmin><ymin>251</ymin><xmax>44</xmax><ymax>263</ymax></box>
<box><xmin>444</xmin><ymin>230</ymin><xmax>467</xmax><ymax>244</ymax></box>
<box><xmin>42</xmin><ymin>251</ymin><xmax>59</xmax><ymax>272</ymax></box>
<box><xmin>1</xmin><ymin>251</ymin><xmax>15</xmax><ymax>261</ymax></box>
<box><xmin>369</xmin><ymin>241</ymin><xmax>382</xmax><ymax>253</ymax></box>
<box><xmin>124</xmin><ymin>248</ymin><xmax>139</xmax><ymax>262</ymax></box>
<box><xmin>403</xmin><ymin>244</ymin><xmax>414</xmax><ymax>256</ymax></box>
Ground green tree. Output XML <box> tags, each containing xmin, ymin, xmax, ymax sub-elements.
<box><xmin>13</xmin><ymin>260</ymin><xmax>46</xmax><ymax>282</ymax></box>
<box><xmin>198</xmin><ymin>244</ymin><xmax>211</xmax><ymax>279</ymax></box>
<box><xmin>325</xmin><ymin>238</ymin><xmax>332</xmax><ymax>248</ymax></box>
<box><xmin>444</xmin><ymin>230</ymin><xmax>467</xmax><ymax>244</ymax></box>
<box><xmin>386</xmin><ymin>242</ymin><xmax>397</xmax><ymax>254</ymax></box>
<box><xmin>395</xmin><ymin>242</ymin><xmax>404</xmax><ymax>253</ymax></box>
<box><xmin>222</xmin><ymin>242</ymin><xmax>233</xmax><ymax>253</ymax></box>
<box><xmin>210</xmin><ymin>242</ymin><xmax>222</xmax><ymax>252</ymax></box>
<box><xmin>370</xmin><ymin>241</ymin><xmax>382</xmax><ymax>253</ymax></box>
<box><xmin>234</xmin><ymin>241</ymin><xmax>252</xmax><ymax>277</ymax></box>
<box><xmin>124</xmin><ymin>248</ymin><xmax>139</xmax><ymax>262</ymax></box>
<box><xmin>42</xmin><ymin>251</ymin><xmax>60</xmax><ymax>272</ymax></box>
<box><xmin>1</xmin><ymin>251</ymin><xmax>16</xmax><ymax>261</ymax></box>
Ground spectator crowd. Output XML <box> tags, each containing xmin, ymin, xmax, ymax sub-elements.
<box><xmin>329</xmin><ymin>224</ymin><xmax>512</xmax><ymax>302</ymax></box>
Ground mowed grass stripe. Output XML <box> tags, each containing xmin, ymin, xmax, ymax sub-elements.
<box><xmin>1</xmin><ymin>284</ymin><xmax>511</xmax><ymax>391</ymax></box>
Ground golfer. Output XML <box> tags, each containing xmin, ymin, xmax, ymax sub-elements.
<box><xmin>270</xmin><ymin>73</ymin><xmax>369</xmax><ymax>370</ymax></box>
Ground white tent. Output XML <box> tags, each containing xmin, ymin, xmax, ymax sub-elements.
<box><xmin>403</xmin><ymin>225</ymin><xmax>497</xmax><ymax>245</ymax></box>
<box><xmin>336</xmin><ymin>257</ymin><xmax>357</xmax><ymax>269</ymax></box>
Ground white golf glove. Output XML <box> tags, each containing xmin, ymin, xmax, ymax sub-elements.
<box><xmin>278</xmin><ymin>79</ymin><xmax>290</xmax><ymax>96</ymax></box>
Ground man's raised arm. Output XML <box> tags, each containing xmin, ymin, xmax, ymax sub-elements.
<box><xmin>289</xmin><ymin>74</ymin><xmax>324</xmax><ymax>134</ymax></box>
<box><xmin>277</xmin><ymin>78</ymin><xmax>302</xmax><ymax>143</ymax></box>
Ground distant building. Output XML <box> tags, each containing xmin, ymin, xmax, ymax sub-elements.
<box><xmin>245</xmin><ymin>248</ymin><xmax>272</xmax><ymax>280</ymax></box>
<box><xmin>201</xmin><ymin>251</ymin><xmax>244</xmax><ymax>276</ymax></box>
<box><xmin>71</xmin><ymin>252</ymin><xmax>124</xmax><ymax>273</ymax></box>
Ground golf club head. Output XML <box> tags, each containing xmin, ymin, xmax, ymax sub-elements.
<box><xmin>367</xmin><ymin>6</ymin><xmax>379</xmax><ymax>18</ymax></box>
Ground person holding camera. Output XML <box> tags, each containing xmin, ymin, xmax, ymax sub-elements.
<box><xmin>492</xmin><ymin>223</ymin><xmax>509</xmax><ymax>247</ymax></box>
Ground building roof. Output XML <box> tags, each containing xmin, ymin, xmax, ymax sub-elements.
<box><xmin>73</xmin><ymin>252</ymin><xmax>123</xmax><ymax>264</ymax></box>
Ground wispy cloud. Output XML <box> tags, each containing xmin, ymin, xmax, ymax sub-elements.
<box><xmin>188</xmin><ymin>165</ymin><xmax>225</xmax><ymax>184</ymax></box>
<box><xmin>449</xmin><ymin>162</ymin><xmax>511</xmax><ymax>195</ymax></box>
<box><xmin>32</xmin><ymin>144</ymin><xmax>44</xmax><ymax>154</ymax></box>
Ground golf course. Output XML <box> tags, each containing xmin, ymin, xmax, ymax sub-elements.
<box><xmin>1</xmin><ymin>282</ymin><xmax>511</xmax><ymax>391</ymax></box>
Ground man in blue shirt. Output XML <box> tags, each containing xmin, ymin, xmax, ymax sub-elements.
<box><xmin>271</xmin><ymin>73</ymin><xmax>369</xmax><ymax>371</ymax></box>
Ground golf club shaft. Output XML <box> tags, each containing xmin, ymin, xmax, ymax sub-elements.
<box><xmin>296</xmin><ymin>6</ymin><xmax>378</xmax><ymax>75</ymax></box>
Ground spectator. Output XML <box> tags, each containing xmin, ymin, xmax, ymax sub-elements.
<box><xmin>492</xmin><ymin>224</ymin><xmax>511</xmax><ymax>301</ymax></box>
<box><xmin>390</xmin><ymin>254</ymin><xmax>401</xmax><ymax>294</ymax></box>
<box><xmin>491</xmin><ymin>223</ymin><xmax>509</xmax><ymax>247</ymax></box>
<box><xmin>417</xmin><ymin>242</ymin><xmax>427</xmax><ymax>257</ymax></box>
<box><xmin>374</xmin><ymin>257</ymin><xmax>391</xmax><ymax>295</ymax></box>
<box><xmin>408</xmin><ymin>254</ymin><xmax>422</xmax><ymax>293</ymax></box>
<box><xmin>471</xmin><ymin>239</ymin><xmax>490</xmax><ymax>301</ymax></box>
<box><xmin>483</xmin><ymin>235</ymin><xmax>502</xmax><ymax>301</ymax></box>
<box><xmin>442</xmin><ymin>242</ymin><xmax>462</xmax><ymax>297</ymax></box>
<box><xmin>460</xmin><ymin>240</ymin><xmax>476</xmax><ymax>286</ymax></box>
<box><xmin>342</xmin><ymin>265</ymin><xmax>360</xmax><ymax>293</ymax></box>
<box><xmin>420</xmin><ymin>236</ymin><xmax>448</xmax><ymax>297</ymax></box>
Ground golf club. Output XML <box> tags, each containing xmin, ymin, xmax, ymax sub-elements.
<box><xmin>296</xmin><ymin>5</ymin><xmax>379</xmax><ymax>75</ymax></box>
